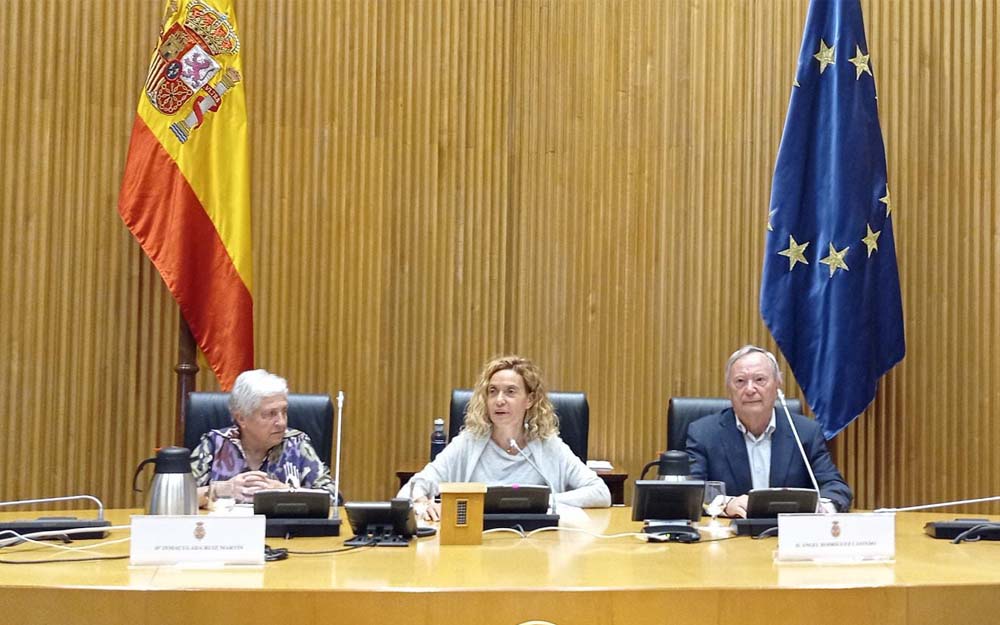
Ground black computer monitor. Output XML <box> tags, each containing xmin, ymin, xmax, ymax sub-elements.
<box><xmin>746</xmin><ymin>488</ymin><xmax>818</xmax><ymax>518</ymax></box>
<box><xmin>631</xmin><ymin>480</ymin><xmax>705</xmax><ymax>522</ymax></box>
<box><xmin>344</xmin><ymin>498</ymin><xmax>417</xmax><ymax>546</ymax></box>
<box><xmin>253</xmin><ymin>489</ymin><xmax>330</xmax><ymax>519</ymax></box>
<box><xmin>484</xmin><ymin>485</ymin><xmax>550</xmax><ymax>514</ymax></box>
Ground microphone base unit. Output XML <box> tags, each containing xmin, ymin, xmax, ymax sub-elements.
<box><xmin>924</xmin><ymin>519</ymin><xmax>1000</xmax><ymax>541</ymax></box>
<box><xmin>344</xmin><ymin>526</ymin><xmax>411</xmax><ymax>547</ymax></box>
<box><xmin>265</xmin><ymin>517</ymin><xmax>342</xmax><ymax>538</ymax></box>
<box><xmin>0</xmin><ymin>517</ymin><xmax>111</xmax><ymax>540</ymax></box>
<box><xmin>731</xmin><ymin>518</ymin><xmax>779</xmax><ymax>537</ymax></box>
<box><xmin>484</xmin><ymin>513</ymin><xmax>559</xmax><ymax>532</ymax></box>
<box><xmin>642</xmin><ymin>521</ymin><xmax>701</xmax><ymax>543</ymax></box>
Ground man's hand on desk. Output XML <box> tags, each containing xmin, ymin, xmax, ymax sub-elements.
<box><xmin>723</xmin><ymin>494</ymin><xmax>749</xmax><ymax>519</ymax></box>
<box><xmin>719</xmin><ymin>494</ymin><xmax>837</xmax><ymax>517</ymax></box>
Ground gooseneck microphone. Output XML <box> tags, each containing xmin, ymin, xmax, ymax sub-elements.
<box><xmin>332</xmin><ymin>391</ymin><xmax>345</xmax><ymax>516</ymax></box>
<box><xmin>0</xmin><ymin>495</ymin><xmax>112</xmax><ymax>543</ymax></box>
<box><xmin>777</xmin><ymin>389</ymin><xmax>824</xmax><ymax>513</ymax></box>
<box><xmin>508</xmin><ymin>439</ymin><xmax>559</xmax><ymax>514</ymax></box>
<box><xmin>874</xmin><ymin>495</ymin><xmax>1000</xmax><ymax>513</ymax></box>
<box><xmin>0</xmin><ymin>495</ymin><xmax>106</xmax><ymax>520</ymax></box>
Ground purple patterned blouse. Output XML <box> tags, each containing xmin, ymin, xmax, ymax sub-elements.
<box><xmin>189</xmin><ymin>426</ymin><xmax>335</xmax><ymax>499</ymax></box>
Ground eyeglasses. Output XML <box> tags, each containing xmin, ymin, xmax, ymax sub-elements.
<box><xmin>729</xmin><ymin>375</ymin><xmax>773</xmax><ymax>390</ymax></box>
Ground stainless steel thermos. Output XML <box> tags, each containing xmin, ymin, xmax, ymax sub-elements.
<box><xmin>132</xmin><ymin>446</ymin><xmax>199</xmax><ymax>515</ymax></box>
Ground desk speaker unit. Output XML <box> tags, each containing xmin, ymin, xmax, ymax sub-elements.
<box><xmin>439</xmin><ymin>482</ymin><xmax>487</xmax><ymax>545</ymax></box>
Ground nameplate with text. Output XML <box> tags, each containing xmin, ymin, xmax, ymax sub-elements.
<box><xmin>130</xmin><ymin>514</ymin><xmax>265</xmax><ymax>566</ymax></box>
<box><xmin>776</xmin><ymin>512</ymin><xmax>895</xmax><ymax>562</ymax></box>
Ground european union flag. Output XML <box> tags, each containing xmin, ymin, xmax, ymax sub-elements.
<box><xmin>760</xmin><ymin>0</ymin><xmax>905</xmax><ymax>439</ymax></box>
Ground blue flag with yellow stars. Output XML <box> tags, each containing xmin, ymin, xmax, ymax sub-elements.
<box><xmin>760</xmin><ymin>0</ymin><xmax>905</xmax><ymax>440</ymax></box>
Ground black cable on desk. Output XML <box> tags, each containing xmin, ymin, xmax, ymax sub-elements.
<box><xmin>285</xmin><ymin>543</ymin><xmax>373</xmax><ymax>555</ymax></box>
<box><xmin>952</xmin><ymin>523</ymin><xmax>1000</xmax><ymax>544</ymax></box>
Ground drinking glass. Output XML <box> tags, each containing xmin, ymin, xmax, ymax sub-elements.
<box><xmin>703</xmin><ymin>481</ymin><xmax>727</xmax><ymax>521</ymax></box>
<box><xmin>208</xmin><ymin>480</ymin><xmax>237</xmax><ymax>513</ymax></box>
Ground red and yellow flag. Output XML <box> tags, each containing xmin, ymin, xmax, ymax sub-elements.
<box><xmin>118</xmin><ymin>0</ymin><xmax>252</xmax><ymax>390</ymax></box>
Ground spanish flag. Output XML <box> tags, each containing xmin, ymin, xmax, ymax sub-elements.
<box><xmin>118</xmin><ymin>0</ymin><xmax>252</xmax><ymax>390</ymax></box>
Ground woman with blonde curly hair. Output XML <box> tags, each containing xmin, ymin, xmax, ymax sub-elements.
<box><xmin>399</xmin><ymin>355</ymin><xmax>610</xmax><ymax>520</ymax></box>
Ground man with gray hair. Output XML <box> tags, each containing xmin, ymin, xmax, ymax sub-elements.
<box><xmin>685</xmin><ymin>345</ymin><xmax>852</xmax><ymax>517</ymax></box>
<box><xmin>190</xmin><ymin>369</ymin><xmax>336</xmax><ymax>506</ymax></box>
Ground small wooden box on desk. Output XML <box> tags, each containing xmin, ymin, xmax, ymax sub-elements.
<box><xmin>396</xmin><ymin>464</ymin><xmax>628</xmax><ymax>506</ymax></box>
<box><xmin>439</xmin><ymin>482</ymin><xmax>487</xmax><ymax>545</ymax></box>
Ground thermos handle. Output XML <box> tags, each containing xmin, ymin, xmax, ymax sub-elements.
<box><xmin>132</xmin><ymin>457</ymin><xmax>156</xmax><ymax>492</ymax></box>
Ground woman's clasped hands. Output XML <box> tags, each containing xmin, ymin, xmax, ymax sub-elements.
<box><xmin>229</xmin><ymin>470</ymin><xmax>285</xmax><ymax>502</ymax></box>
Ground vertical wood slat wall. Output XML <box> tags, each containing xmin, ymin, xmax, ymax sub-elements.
<box><xmin>0</xmin><ymin>0</ymin><xmax>996</xmax><ymax>512</ymax></box>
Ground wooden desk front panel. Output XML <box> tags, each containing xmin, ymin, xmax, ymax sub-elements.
<box><xmin>2</xmin><ymin>509</ymin><xmax>1000</xmax><ymax>625</ymax></box>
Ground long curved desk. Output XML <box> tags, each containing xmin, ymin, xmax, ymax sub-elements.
<box><xmin>2</xmin><ymin>508</ymin><xmax>999</xmax><ymax>625</ymax></box>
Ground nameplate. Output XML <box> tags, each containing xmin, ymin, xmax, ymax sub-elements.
<box><xmin>130</xmin><ymin>515</ymin><xmax>265</xmax><ymax>566</ymax></box>
<box><xmin>776</xmin><ymin>512</ymin><xmax>895</xmax><ymax>562</ymax></box>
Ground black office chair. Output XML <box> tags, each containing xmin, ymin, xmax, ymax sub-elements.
<box><xmin>184</xmin><ymin>392</ymin><xmax>335</xmax><ymax>467</ymax></box>
<box><xmin>448</xmin><ymin>389</ymin><xmax>590</xmax><ymax>462</ymax></box>
<box><xmin>665</xmin><ymin>396</ymin><xmax>804</xmax><ymax>451</ymax></box>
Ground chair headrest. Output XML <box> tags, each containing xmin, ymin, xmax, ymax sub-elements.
<box><xmin>666</xmin><ymin>396</ymin><xmax>803</xmax><ymax>451</ymax></box>
<box><xmin>184</xmin><ymin>392</ymin><xmax>335</xmax><ymax>467</ymax></box>
<box><xmin>447</xmin><ymin>388</ymin><xmax>590</xmax><ymax>462</ymax></box>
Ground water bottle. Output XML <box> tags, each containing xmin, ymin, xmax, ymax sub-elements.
<box><xmin>430</xmin><ymin>418</ymin><xmax>447</xmax><ymax>460</ymax></box>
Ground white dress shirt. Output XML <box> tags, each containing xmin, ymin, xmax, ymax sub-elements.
<box><xmin>734</xmin><ymin>409</ymin><xmax>776</xmax><ymax>491</ymax></box>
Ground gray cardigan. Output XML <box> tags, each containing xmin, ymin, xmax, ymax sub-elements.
<box><xmin>398</xmin><ymin>431</ymin><xmax>611</xmax><ymax>508</ymax></box>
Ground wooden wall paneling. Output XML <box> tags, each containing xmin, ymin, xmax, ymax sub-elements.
<box><xmin>235</xmin><ymin>0</ymin><xmax>518</xmax><ymax>498</ymax></box>
<box><xmin>839</xmin><ymin>0</ymin><xmax>1000</xmax><ymax>512</ymax></box>
<box><xmin>0</xmin><ymin>0</ymin><xmax>179</xmax><ymax>508</ymax></box>
<box><xmin>240</xmin><ymin>0</ymin><xmax>385</xmax><ymax>498</ymax></box>
<box><xmin>0</xmin><ymin>0</ymin><xmax>998</xmax><ymax>514</ymax></box>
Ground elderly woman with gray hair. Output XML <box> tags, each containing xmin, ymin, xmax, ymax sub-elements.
<box><xmin>190</xmin><ymin>369</ymin><xmax>336</xmax><ymax>506</ymax></box>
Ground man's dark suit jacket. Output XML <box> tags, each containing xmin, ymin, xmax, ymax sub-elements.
<box><xmin>685</xmin><ymin>407</ymin><xmax>853</xmax><ymax>512</ymax></box>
